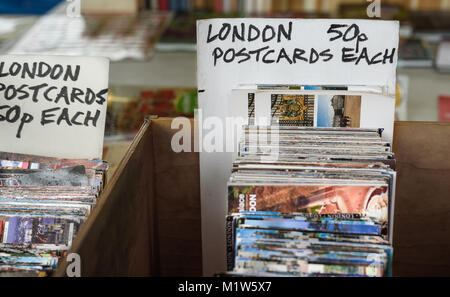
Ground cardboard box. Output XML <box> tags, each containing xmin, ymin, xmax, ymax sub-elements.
<box><xmin>56</xmin><ymin>118</ymin><xmax>450</xmax><ymax>277</ymax></box>
<box><xmin>392</xmin><ymin>122</ymin><xmax>450</xmax><ymax>277</ymax></box>
<box><xmin>56</xmin><ymin>117</ymin><xmax>201</xmax><ymax>277</ymax></box>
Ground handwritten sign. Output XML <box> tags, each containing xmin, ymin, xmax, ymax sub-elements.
<box><xmin>0</xmin><ymin>55</ymin><xmax>109</xmax><ymax>159</ymax></box>
<box><xmin>198</xmin><ymin>19</ymin><xmax>399</xmax><ymax>94</ymax></box>
<box><xmin>196</xmin><ymin>19</ymin><xmax>399</xmax><ymax>276</ymax></box>
<box><xmin>208</xmin><ymin>22</ymin><xmax>395</xmax><ymax>67</ymax></box>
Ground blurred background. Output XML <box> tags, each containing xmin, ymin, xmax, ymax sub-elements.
<box><xmin>1</xmin><ymin>0</ymin><xmax>449</xmax><ymax>175</ymax></box>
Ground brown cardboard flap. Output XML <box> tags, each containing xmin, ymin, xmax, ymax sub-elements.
<box><xmin>393</xmin><ymin>122</ymin><xmax>450</xmax><ymax>276</ymax></box>
<box><xmin>150</xmin><ymin>119</ymin><xmax>202</xmax><ymax>277</ymax></box>
<box><xmin>55</xmin><ymin>118</ymin><xmax>202</xmax><ymax>277</ymax></box>
<box><xmin>55</xmin><ymin>119</ymin><xmax>155</xmax><ymax>277</ymax></box>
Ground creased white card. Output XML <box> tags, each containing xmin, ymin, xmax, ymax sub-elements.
<box><xmin>0</xmin><ymin>55</ymin><xmax>109</xmax><ymax>159</ymax></box>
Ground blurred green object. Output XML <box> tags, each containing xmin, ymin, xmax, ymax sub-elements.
<box><xmin>105</xmin><ymin>87</ymin><xmax>198</xmax><ymax>139</ymax></box>
<box><xmin>175</xmin><ymin>90</ymin><xmax>198</xmax><ymax>114</ymax></box>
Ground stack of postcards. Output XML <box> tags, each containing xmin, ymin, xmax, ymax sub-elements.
<box><xmin>226</xmin><ymin>126</ymin><xmax>396</xmax><ymax>277</ymax></box>
<box><xmin>0</xmin><ymin>152</ymin><xmax>108</xmax><ymax>276</ymax></box>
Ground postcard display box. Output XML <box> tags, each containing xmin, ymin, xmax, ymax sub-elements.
<box><xmin>56</xmin><ymin>19</ymin><xmax>450</xmax><ymax>276</ymax></box>
<box><xmin>197</xmin><ymin>19</ymin><xmax>402</xmax><ymax>275</ymax></box>
<box><xmin>53</xmin><ymin>118</ymin><xmax>450</xmax><ymax>277</ymax></box>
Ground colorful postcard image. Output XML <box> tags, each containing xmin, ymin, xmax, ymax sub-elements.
<box><xmin>237</xmin><ymin>217</ymin><xmax>383</xmax><ymax>236</ymax></box>
<box><xmin>317</xmin><ymin>95</ymin><xmax>362</xmax><ymax>128</ymax></box>
<box><xmin>0</xmin><ymin>166</ymin><xmax>88</xmax><ymax>187</ymax></box>
<box><xmin>229</xmin><ymin>185</ymin><xmax>389</xmax><ymax>223</ymax></box>
<box><xmin>3</xmin><ymin>217</ymin><xmax>74</xmax><ymax>246</ymax></box>
<box><xmin>106</xmin><ymin>88</ymin><xmax>198</xmax><ymax>136</ymax></box>
<box><xmin>248</xmin><ymin>93</ymin><xmax>256</xmax><ymax>122</ymax></box>
<box><xmin>248</xmin><ymin>94</ymin><xmax>315</xmax><ymax>127</ymax></box>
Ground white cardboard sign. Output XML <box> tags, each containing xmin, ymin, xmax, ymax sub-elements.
<box><xmin>0</xmin><ymin>55</ymin><xmax>109</xmax><ymax>159</ymax></box>
<box><xmin>197</xmin><ymin>18</ymin><xmax>399</xmax><ymax>276</ymax></box>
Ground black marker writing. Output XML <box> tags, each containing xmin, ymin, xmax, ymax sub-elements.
<box><xmin>207</xmin><ymin>22</ymin><xmax>293</xmax><ymax>43</ymax></box>
<box><xmin>0</xmin><ymin>83</ymin><xmax>108</xmax><ymax>106</ymax></box>
<box><xmin>0</xmin><ymin>105</ymin><xmax>34</xmax><ymax>138</ymax></box>
<box><xmin>213</xmin><ymin>46</ymin><xmax>334</xmax><ymax>66</ymax></box>
<box><xmin>0</xmin><ymin>60</ymin><xmax>108</xmax><ymax>139</ymax></box>
<box><xmin>341</xmin><ymin>47</ymin><xmax>396</xmax><ymax>65</ymax></box>
<box><xmin>328</xmin><ymin>23</ymin><xmax>396</xmax><ymax>65</ymax></box>
<box><xmin>207</xmin><ymin>22</ymin><xmax>396</xmax><ymax>67</ymax></box>
<box><xmin>0</xmin><ymin>62</ymin><xmax>80</xmax><ymax>82</ymax></box>
<box><xmin>41</xmin><ymin>107</ymin><xmax>101</xmax><ymax>127</ymax></box>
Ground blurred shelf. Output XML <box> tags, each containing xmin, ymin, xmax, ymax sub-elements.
<box><xmin>0</xmin><ymin>15</ymin><xmax>37</xmax><ymax>53</ymax></box>
<box><xmin>398</xmin><ymin>68</ymin><xmax>450</xmax><ymax>122</ymax></box>
<box><xmin>110</xmin><ymin>52</ymin><xmax>450</xmax><ymax>123</ymax></box>
<box><xmin>110</xmin><ymin>52</ymin><xmax>197</xmax><ymax>88</ymax></box>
